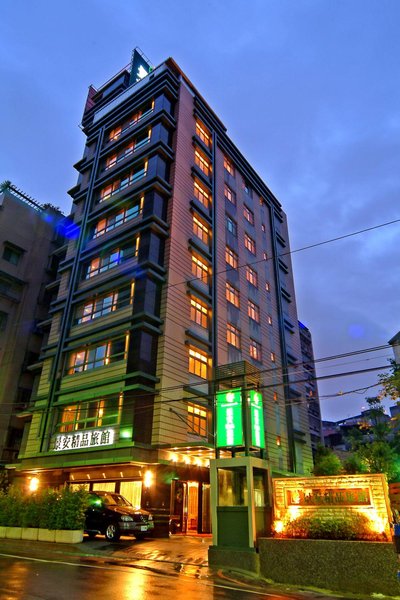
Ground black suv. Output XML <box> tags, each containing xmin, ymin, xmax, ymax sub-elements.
<box><xmin>85</xmin><ymin>491</ymin><xmax>154</xmax><ymax>542</ymax></box>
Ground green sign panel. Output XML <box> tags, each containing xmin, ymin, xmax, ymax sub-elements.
<box><xmin>249</xmin><ymin>390</ymin><xmax>265</xmax><ymax>449</ymax></box>
<box><xmin>216</xmin><ymin>388</ymin><xmax>243</xmax><ymax>448</ymax></box>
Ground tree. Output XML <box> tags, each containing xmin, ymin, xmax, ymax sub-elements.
<box><xmin>313</xmin><ymin>445</ymin><xmax>342</xmax><ymax>476</ymax></box>
<box><xmin>378</xmin><ymin>360</ymin><xmax>400</xmax><ymax>402</ymax></box>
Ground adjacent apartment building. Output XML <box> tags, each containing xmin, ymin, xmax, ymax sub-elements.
<box><xmin>0</xmin><ymin>183</ymin><xmax>64</xmax><ymax>465</ymax></box>
<box><xmin>15</xmin><ymin>51</ymin><xmax>314</xmax><ymax>533</ymax></box>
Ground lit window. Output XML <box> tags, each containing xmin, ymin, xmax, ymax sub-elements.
<box><xmin>227</xmin><ymin>323</ymin><xmax>241</xmax><ymax>348</ymax></box>
<box><xmin>194</xmin><ymin>149</ymin><xmax>211</xmax><ymax>177</ymax></box>
<box><xmin>109</xmin><ymin>126</ymin><xmax>122</xmax><ymax>142</ymax></box>
<box><xmin>267</xmin><ymin>315</ymin><xmax>273</xmax><ymax>325</ymax></box>
<box><xmin>224</xmin><ymin>156</ymin><xmax>234</xmax><ymax>176</ymax></box>
<box><xmin>224</xmin><ymin>184</ymin><xmax>236</xmax><ymax>205</ymax></box>
<box><xmin>85</xmin><ymin>239</ymin><xmax>139</xmax><ymax>279</ymax></box>
<box><xmin>195</xmin><ymin>120</ymin><xmax>211</xmax><ymax>147</ymax></box>
<box><xmin>187</xmin><ymin>403</ymin><xmax>208</xmax><ymax>436</ymax></box>
<box><xmin>246</xmin><ymin>265</ymin><xmax>258</xmax><ymax>287</ymax></box>
<box><xmin>193</xmin><ymin>215</ymin><xmax>209</xmax><ymax>245</ymax></box>
<box><xmin>99</xmin><ymin>162</ymin><xmax>148</xmax><ymax>202</ymax></box>
<box><xmin>263</xmin><ymin>251</ymin><xmax>268</xmax><ymax>260</ymax></box>
<box><xmin>270</xmin><ymin>352</ymin><xmax>276</xmax><ymax>362</ymax></box>
<box><xmin>273</xmin><ymin>392</ymin><xmax>278</xmax><ymax>402</ymax></box>
<box><xmin>56</xmin><ymin>396</ymin><xmax>121</xmax><ymax>432</ymax></box>
<box><xmin>226</xmin><ymin>215</ymin><xmax>237</xmax><ymax>236</ymax></box>
<box><xmin>193</xmin><ymin>179</ymin><xmax>210</xmax><ymax>208</ymax></box>
<box><xmin>188</xmin><ymin>347</ymin><xmax>209</xmax><ymax>379</ymax></box>
<box><xmin>226</xmin><ymin>282</ymin><xmax>240</xmax><ymax>307</ymax></box>
<box><xmin>105</xmin><ymin>131</ymin><xmax>151</xmax><ymax>171</ymax></box>
<box><xmin>192</xmin><ymin>254</ymin><xmax>209</xmax><ymax>283</ymax></box>
<box><xmin>93</xmin><ymin>197</ymin><xmax>143</xmax><ymax>238</ymax></box>
<box><xmin>261</xmin><ymin>224</ymin><xmax>266</xmax><ymax>232</ymax></box>
<box><xmin>225</xmin><ymin>246</ymin><xmax>238</xmax><ymax>269</ymax></box>
<box><xmin>250</xmin><ymin>339</ymin><xmax>262</xmax><ymax>361</ymax></box>
<box><xmin>248</xmin><ymin>300</ymin><xmax>260</xmax><ymax>323</ymax></box>
<box><xmin>76</xmin><ymin>285</ymin><xmax>133</xmax><ymax>324</ymax></box>
<box><xmin>108</xmin><ymin>100</ymin><xmax>154</xmax><ymax>142</ymax></box>
<box><xmin>190</xmin><ymin>297</ymin><xmax>208</xmax><ymax>328</ymax></box>
<box><xmin>244</xmin><ymin>233</ymin><xmax>256</xmax><ymax>254</ymax></box>
<box><xmin>266</xmin><ymin>282</ymin><xmax>270</xmax><ymax>292</ymax></box>
<box><xmin>66</xmin><ymin>337</ymin><xmax>126</xmax><ymax>374</ymax></box>
<box><xmin>243</xmin><ymin>205</ymin><xmax>254</xmax><ymax>225</ymax></box>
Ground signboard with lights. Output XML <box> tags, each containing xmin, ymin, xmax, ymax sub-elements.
<box><xmin>216</xmin><ymin>388</ymin><xmax>243</xmax><ymax>448</ymax></box>
<box><xmin>129</xmin><ymin>49</ymin><xmax>152</xmax><ymax>85</ymax></box>
<box><xmin>53</xmin><ymin>428</ymin><xmax>115</xmax><ymax>452</ymax></box>
<box><xmin>249</xmin><ymin>390</ymin><xmax>265</xmax><ymax>449</ymax></box>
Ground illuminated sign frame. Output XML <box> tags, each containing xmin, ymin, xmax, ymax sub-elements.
<box><xmin>216</xmin><ymin>388</ymin><xmax>243</xmax><ymax>448</ymax></box>
<box><xmin>249</xmin><ymin>390</ymin><xmax>265</xmax><ymax>449</ymax></box>
<box><xmin>53</xmin><ymin>428</ymin><xmax>115</xmax><ymax>452</ymax></box>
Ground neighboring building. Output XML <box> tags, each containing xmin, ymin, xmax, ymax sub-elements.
<box><xmin>15</xmin><ymin>51</ymin><xmax>314</xmax><ymax>532</ymax></box>
<box><xmin>0</xmin><ymin>182</ymin><xmax>65</xmax><ymax>465</ymax></box>
<box><xmin>298</xmin><ymin>321</ymin><xmax>323</xmax><ymax>457</ymax></box>
<box><xmin>323</xmin><ymin>405</ymin><xmax>392</xmax><ymax>451</ymax></box>
<box><xmin>389</xmin><ymin>331</ymin><xmax>400</xmax><ymax>364</ymax></box>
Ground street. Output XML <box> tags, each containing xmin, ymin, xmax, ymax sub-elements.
<box><xmin>0</xmin><ymin>553</ymin><xmax>292</xmax><ymax>600</ymax></box>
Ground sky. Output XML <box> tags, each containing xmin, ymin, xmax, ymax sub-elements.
<box><xmin>1</xmin><ymin>0</ymin><xmax>399</xmax><ymax>421</ymax></box>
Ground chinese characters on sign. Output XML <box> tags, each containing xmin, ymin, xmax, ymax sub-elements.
<box><xmin>53</xmin><ymin>428</ymin><xmax>115</xmax><ymax>452</ymax></box>
<box><xmin>216</xmin><ymin>388</ymin><xmax>243</xmax><ymax>448</ymax></box>
<box><xmin>249</xmin><ymin>390</ymin><xmax>265</xmax><ymax>449</ymax></box>
<box><xmin>286</xmin><ymin>487</ymin><xmax>371</xmax><ymax>507</ymax></box>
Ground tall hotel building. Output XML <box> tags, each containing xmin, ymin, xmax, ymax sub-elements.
<box><xmin>17</xmin><ymin>51</ymin><xmax>314</xmax><ymax>533</ymax></box>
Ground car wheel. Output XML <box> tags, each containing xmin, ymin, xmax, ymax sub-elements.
<box><xmin>87</xmin><ymin>532</ymin><xmax>97</xmax><ymax>540</ymax></box>
<box><xmin>134</xmin><ymin>533</ymin><xmax>146</xmax><ymax>540</ymax></box>
<box><xmin>105</xmin><ymin>523</ymin><xmax>120</xmax><ymax>542</ymax></box>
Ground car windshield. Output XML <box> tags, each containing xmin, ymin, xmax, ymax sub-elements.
<box><xmin>96</xmin><ymin>493</ymin><xmax>132</xmax><ymax>507</ymax></box>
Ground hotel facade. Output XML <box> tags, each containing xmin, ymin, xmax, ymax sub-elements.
<box><xmin>16</xmin><ymin>52</ymin><xmax>315</xmax><ymax>533</ymax></box>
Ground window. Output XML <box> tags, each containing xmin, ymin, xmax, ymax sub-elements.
<box><xmin>76</xmin><ymin>285</ymin><xmax>133</xmax><ymax>324</ymax></box>
<box><xmin>244</xmin><ymin>233</ymin><xmax>256</xmax><ymax>254</ymax></box>
<box><xmin>193</xmin><ymin>215</ymin><xmax>209</xmax><ymax>244</ymax></box>
<box><xmin>193</xmin><ymin>179</ymin><xmax>210</xmax><ymax>208</ymax></box>
<box><xmin>265</xmin><ymin>282</ymin><xmax>270</xmax><ymax>292</ymax></box>
<box><xmin>99</xmin><ymin>162</ymin><xmax>148</xmax><ymax>202</ymax></box>
<box><xmin>195</xmin><ymin>120</ymin><xmax>211</xmax><ymax>147</ymax></box>
<box><xmin>189</xmin><ymin>347</ymin><xmax>209</xmax><ymax>379</ymax></box>
<box><xmin>225</xmin><ymin>246</ymin><xmax>238</xmax><ymax>269</ymax></box>
<box><xmin>227</xmin><ymin>323</ymin><xmax>241</xmax><ymax>348</ymax></box>
<box><xmin>105</xmin><ymin>130</ymin><xmax>151</xmax><ymax>170</ymax></box>
<box><xmin>270</xmin><ymin>352</ymin><xmax>276</xmax><ymax>362</ymax></box>
<box><xmin>224</xmin><ymin>156</ymin><xmax>234</xmax><ymax>176</ymax></box>
<box><xmin>66</xmin><ymin>338</ymin><xmax>126</xmax><ymax>374</ymax></box>
<box><xmin>192</xmin><ymin>254</ymin><xmax>209</xmax><ymax>283</ymax></box>
<box><xmin>224</xmin><ymin>184</ymin><xmax>236</xmax><ymax>205</ymax></box>
<box><xmin>243</xmin><ymin>181</ymin><xmax>252</xmax><ymax>197</ymax></box>
<box><xmin>263</xmin><ymin>251</ymin><xmax>268</xmax><ymax>260</ymax></box>
<box><xmin>3</xmin><ymin>244</ymin><xmax>23</xmax><ymax>266</ymax></box>
<box><xmin>108</xmin><ymin>100</ymin><xmax>154</xmax><ymax>142</ymax></box>
<box><xmin>93</xmin><ymin>197</ymin><xmax>143</xmax><ymax>238</ymax></box>
<box><xmin>190</xmin><ymin>297</ymin><xmax>208</xmax><ymax>328</ymax></box>
<box><xmin>226</xmin><ymin>215</ymin><xmax>237</xmax><ymax>236</ymax></box>
<box><xmin>246</xmin><ymin>265</ymin><xmax>258</xmax><ymax>287</ymax></box>
<box><xmin>250</xmin><ymin>339</ymin><xmax>262</xmax><ymax>361</ymax></box>
<box><xmin>226</xmin><ymin>282</ymin><xmax>240</xmax><ymax>307</ymax></box>
<box><xmin>194</xmin><ymin>149</ymin><xmax>211</xmax><ymax>177</ymax></box>
<box><xmin>261</xmin><ymin>224</ymin><xmax>266</xmax><ymax>232</ymax></box>
<box><xmin>85</xmin><ymin>239</ymin><xmax>139</xmax><ymax>279</ymax></box>
<box><xmin>248</xmin><ymin>300</ymin><xmax>260</xmax><ymax>323</ymax></box>
<box><xmin>273</xmin><ymin>392</ymin><xmax>278</xmax><ymax>402</ymax></box>
<box><xmin>56</xmin><ymin>396</ymin><xmax>121</xmax><ymax>433</ymax></box>
<box><xmin>187</xmin><ymin>403</ymin><xmax>208</xmax><ymax>436</ymax></box>
<box><xmin>0</xmin><ymin>310</ymin><xmax>8</xmax><ymax>332</ymax></box>
<box><xmin>267</xmin><ymin>315</ymin><xmax>273</xmax><ymax>326</ymax></box>
<box><xmin>243</xmin><ymin>205</ymin><xmax>254</xmax><ymax>225</ymax></box>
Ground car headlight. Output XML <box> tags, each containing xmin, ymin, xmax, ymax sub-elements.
<box><xmin>148</xmin><ymin>515</ymin><xmax>153</xmax><ymax>521</ymax></box>
<box><xmin>120</xmin><ymin>515</ymin><xmax>134</xmax><ymax>522</ymax></box>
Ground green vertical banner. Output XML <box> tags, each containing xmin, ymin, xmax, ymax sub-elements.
<box><xmin>249</xmin><ymin>390</ymin><xmax>265</xmax><ymax>449</ymax></box>
<box><xmin>216</xmin><ymin>388</ymin><xmax>243</xmax><ymax>448</ymax></box>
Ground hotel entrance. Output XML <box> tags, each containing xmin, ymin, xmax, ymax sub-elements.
<box><xmin>170</xmin><ymin>479</ymin><xmax>211</xmax><ymax>534</ymax></box>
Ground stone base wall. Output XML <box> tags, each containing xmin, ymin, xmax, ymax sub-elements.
<box><xmin>259</xmin><ymin>538</ymin><xmax>400</xmax><ymax>597</ymax></box>
<box><xmin>208</xmin><ymin>546</ymin><xmax>260</xmax><ymax>575</ymax></box>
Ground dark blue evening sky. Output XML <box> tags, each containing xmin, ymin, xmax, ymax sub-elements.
<box><xmin>1</xmin><ymin>0</ymin><xmax>399</xmax><ymax>420</ymax></box>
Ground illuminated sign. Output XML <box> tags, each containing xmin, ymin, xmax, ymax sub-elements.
<box><xmin>53</xmin><ymin>428</ymin><xmax>115</xmax><ymax>452</ymax></box>
<box><xmin>216</xmin><ymin>388</ymin><xmax>243</xmax><ymax>448</ymax></box>
<box><xmin>286</xmin><ymin>487</ymin><xmax>371</xmax><ymax>507</ymax></box>
<box><xmin>130</xmin><ymin>49</ymin><xmax>152</xmax><ymax>85</ymax></box>
<box><xmin>249</xmin><ymin>390</ymin><xmax>265</xmax><ymax>449</ymax></box>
